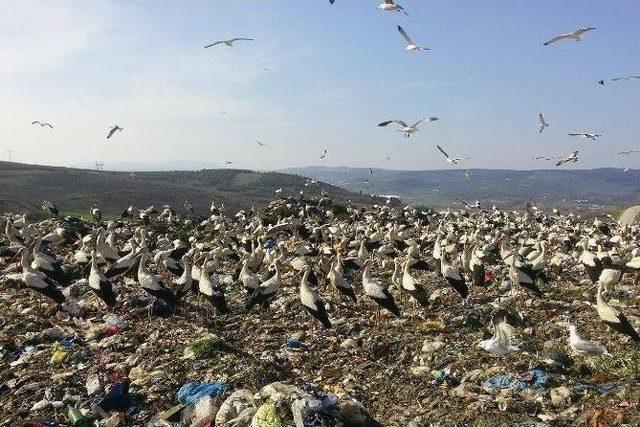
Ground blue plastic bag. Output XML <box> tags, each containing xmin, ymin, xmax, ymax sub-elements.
<box><xmin>483</xmin><ymin>369</ymin><xmax>549</xmax><ymax>391</ymax></box>
<box><xmin>177</xmin><ymin>381</ymin><xmax>228</xmax><ymax>405</ymax></box>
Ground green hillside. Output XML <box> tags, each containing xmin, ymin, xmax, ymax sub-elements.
<box><xmin>0</xmin><ymin>162</ymin><xmax>379</xmax><ymax>217</ymax></box>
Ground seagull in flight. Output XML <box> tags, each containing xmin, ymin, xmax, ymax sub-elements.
<box><xmin>369</xmin><ymin>167</ymin><xmax>374</xmax><ymax>175</ymax></box>
<box><xmin>538</xmin><ymin>113</ymin><xmax>548</xmax><ymax>133</ymax></box>
<box><xmin>568</xmin><ymin>132</ymin><xmax>601</xmax><ymax>142</ymax></box>
<box><xmin>617</xmin><ymin>150</ymin><xmax>639</xmax><ymax>155</ymax></box>
<box><xmin>555</xmin><ymin>151</ymin><xmax>579</xmax><ymax>167</ymax></box>
<box><xmin>204</xmin><ymin>38</ymin><xmax>254</xmax><ymax>48</ymax></box>
<box><xmin>254</xmin><ymin>139</ymin><xmax>269</xmax><ymax>148</ymax></box>
<box><xmin>542</xmin><ymin>27</ymin><xmax>596</xmax><ymax>46</ymax></box>
<box><xmin>378</xmin><ymin>0</ymin><xmax>409</xmax><ymax>16</ymax></box>
<box><xmin>397</xmin><ymin>26</ymin><xmax>429</xmax><ymax>51</ymax></box>
<box><xmin>32</xmin><ymin>121</ymin><xmax>53</xmax><ymax>129</ymax></box>
<box><xmin>106</xmin><ymin>125</ymin><xmax>123</xmax><ymax>140</ymax></box>
<box><xmin>225</xmin><ymin>161</ymin><xmax>233</xmax><ymax>165</ymax></box>
<box><xmin>319</xmin><ymin>149</ymin><xmax>327</xmax><ymax>159</ymax></box>
<box><xmin>437</xmin><ymin>145</ymin><xmax>469</xmax><ymax>166</ymax></box>
<box><xmin>385</xmin><ymin>156</ymin><xmax>391</xmax><ymax>160</ymax></box>
<box><xmin>378</xmin><ymin>116</ymin><xmax>438</xmax><ymax>138</ymax></box>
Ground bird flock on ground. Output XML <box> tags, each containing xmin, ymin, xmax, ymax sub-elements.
<box><xmin>2</xmin><ymin>190</ymin><xmax>640</xmax><ymax>364</ymax></box>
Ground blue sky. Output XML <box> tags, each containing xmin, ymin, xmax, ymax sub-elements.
<box><xmin>0</xmin><ymin>0</ymin><xmax>638</xmax><ymax>170</ymax></box>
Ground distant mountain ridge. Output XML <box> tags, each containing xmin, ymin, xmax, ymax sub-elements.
<box><xmin>0</xmin><ymin>161</ymin><xmax>380</xmax><ymax>217</ymax></box>
<box><xmin>283</xmin><ymin>166</ymin><xmax>640</xmax><ymax>209</ymax></box>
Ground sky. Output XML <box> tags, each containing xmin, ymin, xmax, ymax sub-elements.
<box><xmin>0</xmin><ymin>0</ymin><xmax>638</xmax><ymax>171</ymax></box>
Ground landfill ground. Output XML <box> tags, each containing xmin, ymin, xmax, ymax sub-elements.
<box><xmin>2</xmin><ymin>256</ymin><xmax>640</xmax><ymax>426</ymax></box>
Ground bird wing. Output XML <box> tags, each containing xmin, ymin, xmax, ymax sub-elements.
<box><xmin>44</xmin><ymin>123</ymin><xmax>53</xmax><ymax>128</ymax></box>
<box><xmin>204</xmin><ymin>40</ymin><xmax>225</xmax><ymax>48</ymax></box>
<box><xmin>229</xmin><ymin>38</ymin><xmax>254</xmax><ymax>42</ymax></box>
<box><xmin>397</xmin><ymin>3</ymin><xmax>410</xmax><ymax>16</ymax></box>
<box><xmin>410</xmin><ymin>118</ymin><xmax>427</xmax><ymax>128</ymax></box>
<box><xmin>32</xmin><ymin>121</ymin><xmax>40</xmax><ymax>125</ymax></box>
<box><xmin>397</xmin><ymin>25</ymin><xmax>414</xmax><ymax>45</ymax></box>
<box><xmin>496</xmin><ymin>321</ymin><xmax>515</xmax><ymax>346</ymax></box>
<box><xmin>378</xmin><ymin>120</ymin><xmax>406</xmax><ymax>128</ymax></box>
<box><xmin>543</xmin><ymin>34</ymin><xmax>568</xmax><ymax>45</ymax></box>
<box><xmin>106</xmin><ymin>128</ymin><xmax>116</xmax><ymax>139</ymax></box>
<box><xmin>568</xmin><ymin>133</ymin><xmax>581</xmax><ymax>136</ymax></box>
<box><xmin>572</xmin><ymin>339</ymin><xmax>605</xmax><ymax>354</ymax></box>
<box><xmin>436</xmin><ymin>145</ymin><xmax>450</xmax><ymax>159</ymax></box>
<box><xmin>574</xmin><ymin>27</ymin><xmax>596</xmax><ymax>36</ymax></box>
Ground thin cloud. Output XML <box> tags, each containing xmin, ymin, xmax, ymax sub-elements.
<box><xmin>0</xmin><ymin>1</ymin><xmax>109</xmax><ymax>75</ymax></box>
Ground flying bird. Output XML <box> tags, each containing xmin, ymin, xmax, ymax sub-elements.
<box><xmin>32</xmin><ymin>121</ymin><xmax>53</xmax><ymax>129</ymax></box>
<box><xmin>378</xmin><ymin>0</ymin><xmax>409</xmax><ymax>16</ymax></box>
<box><xmin>385</xmin><ymin>156</ymin><xmax>391</xmax><ymax>160</ymax></box>
<box><xmin>397</xmin><ymin>26</ymin><xmax>428</xmax><ymax>51</ymax></box>
<box><xmin>568</xmin><ymin>133</ymin><xmax>601</xmax><ymax>142</ymax></box>
<box><xmin>254</xmin><ymin>139</ymin><xmax>269</xmax><ymax>148</ymax></box>
<box><xmin>538</xmin><ymin>113</ymin><xmax>548</xmax><ymax>133</ymax></box>
<box><xmin>437</xmin><ymin>145</ymin><xmax>469</xmax><ymax>165</ymax></box>
<box><xmin>555</xmin><ymin>151</ymin><xmax>579</xmax><ymax>167</ymax></box>
<box><xmin>204</xmin><ymin>38</ymin><xmax>254</xmax><ymax>48</ymax></box>
<box><xmin>225</xmin><ymin>160</ymin><xmax>233</xmax><ymax>164</ymax></box>
<box><xmin>542</xmin><ymin>27</ymin><xmax>596</xmax><ymax>46</ymax></box>
<box><xmin>319</xmin><ymin>149</ymin><xmax>327</xmax><ymax>159</ymax></box>
<box><xmin>378</xmin><ymin>116</ymin><xmax>438</xmax><ymax>138</ymax></box>
<box><xmin>617</xmin><ymin>150</ymin><xmax>639</xmax><ymax>155</ymax></box>
<box><xmin>106</xmin><ymin>125</ymin><xmax>123</xmax><ymax>140</ymax></box>
<box><xmin>369</xmin><ymin>167</ymin><xmax>373</xmax><ymax>175</ymax></box>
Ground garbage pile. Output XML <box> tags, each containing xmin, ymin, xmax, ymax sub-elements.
<box><xmin>2</xmin><ymin>197</ymin><xmax>640</xmax><ymax>426</ymax></box>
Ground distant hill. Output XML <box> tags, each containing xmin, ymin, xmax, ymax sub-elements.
<box><xmin>0</xmin><ymin>162</ymin><xmax>380</xmax><ymax>217</ymax></box>
<box><xmin>283</xmin><ymin>166</ymin><xmax>640</xmax><ymax>210</ymax></box>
